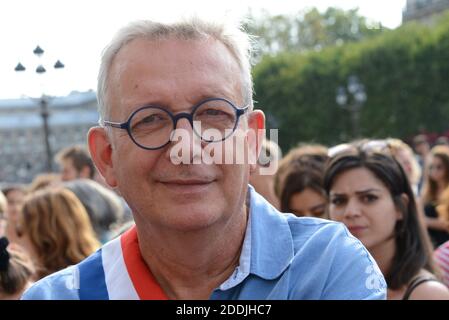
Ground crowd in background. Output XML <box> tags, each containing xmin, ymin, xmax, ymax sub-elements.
<box><xmin>1</xmin><ymin>133</ymin><xmax>449</xmax><ymax>299</ymax></box>
<box><xmin>250</xmin><ymin>134</ymin><xmax>449</xmax><ymax>298</ymax></box>
<box><xmin>0</xmin><ymin>145</ymin><xmax>133</xmax><ymax>299</ymax></box>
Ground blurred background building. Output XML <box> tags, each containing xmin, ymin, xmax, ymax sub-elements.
<box><xmin>403</xmin><ymin>0</ymin><xmax>449</xmax><ymax>24</ymax></box>
<box><xmin>0</xmin><ymin>90</ymin><xmax>98</xmax><ymax>183</ymax></box>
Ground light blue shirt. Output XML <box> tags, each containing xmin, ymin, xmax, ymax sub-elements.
<box><xmin>22</xmin><ymin>185</ymin><xmax>386</xmax><ymax>300</ymax></box>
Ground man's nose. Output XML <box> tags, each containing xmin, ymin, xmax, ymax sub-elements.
<box><xmin>168</xmin><ymin>117</ymin><xmax>202</xmax><ymax>164</ymax></box>
<box><xmin>173</xmin><ymin>116</ymin><xmax>194</xmax><ymax>134</ymax></box>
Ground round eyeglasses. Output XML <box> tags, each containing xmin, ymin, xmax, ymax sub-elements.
<box><xmin>102</xmin><ymin>98</ymin><xmax>249</xmax><ymax>150</ymax></box>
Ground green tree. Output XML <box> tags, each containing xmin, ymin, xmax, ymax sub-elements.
<box><xmin>244</xmin><ymin>7</ymin><xmax>385</xmax><ymax>57</ymax></box>
<box><xmin>252</xmin><ymin>11</ymin><xmax>449</xmax><ymax>151</ymax></box>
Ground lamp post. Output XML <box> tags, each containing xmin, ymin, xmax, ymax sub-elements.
<box><xmin>336</xmin><ymin>75</ymin><xmax>367</xmax><ymax>138</ymax></box>
<box><xmin>15</xmin><ymin>46</ymin><xmax>64</xmax><ymax>172</ymax></box>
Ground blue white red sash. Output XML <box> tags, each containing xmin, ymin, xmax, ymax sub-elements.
<box><xmin>78</xmin><ymin>226</ymin><xmax>168</xmax><ymax>300</ymax></box>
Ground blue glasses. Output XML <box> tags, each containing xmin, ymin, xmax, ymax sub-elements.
<box><xmin>102</xmin><ymin>97</ymin><xmax>249</xmax><ymax>150</ymax></box>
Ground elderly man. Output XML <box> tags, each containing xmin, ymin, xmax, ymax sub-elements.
<box><xmin>22</xmin><ymin>17</ymin><xmax>386</xmax><ymax>300</ymax></box>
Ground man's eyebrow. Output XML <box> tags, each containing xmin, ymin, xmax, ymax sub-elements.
<box><xmin>194</xmin><ymin>92</ymin><xmax>236</xmax><ymax>103</ymax></box>
<box><xmin>135</xmin><ymin>92</ymin><xmax>236</xmax><ymax>111</ymax></box>
<box><xmin>130</xmin><ymin>100</ymin><xmax>193</xmax><ymax>113</ymax></box>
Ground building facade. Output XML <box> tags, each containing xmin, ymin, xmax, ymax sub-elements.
<box><xmin>403</xmin><ymin>0</ymin><xmax>449</xmax><ymax>24</ymax></box>
<box><xmin>0</xmin><ymin>91</ymin><xmax>99</xmax><ymax>183</ymax></box>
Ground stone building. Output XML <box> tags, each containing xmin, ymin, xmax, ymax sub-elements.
<box><xmin>403</xmin><ymin>0</ymin><xmax>449</xmax><ymax>24</ymax></box>
<box><xmin>0</xmin><ymin>91</ymin><xmax>99</xmax><ymax>183</ymax></box>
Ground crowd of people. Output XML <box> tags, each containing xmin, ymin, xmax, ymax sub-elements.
<box><xmin>253</xmin><ymin>136</ymin><xmax>449</xmax><ymax>296</ymax></box>
<box><xmin>1</xmin><ymin>15</ymin><xmax>449</xmax><ymax>300</ymax></box>
<box><xmin>0</xmin><ymin>145</ymin><xmax>133</xmax><ymax>299</ymax></box>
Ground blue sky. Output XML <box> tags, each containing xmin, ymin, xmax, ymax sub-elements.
<box><xmin>0</xmin><ymin>0</ymin><xmax>407</xmax><ymax>99</ymax></box>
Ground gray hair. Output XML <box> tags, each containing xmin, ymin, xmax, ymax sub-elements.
<box><xmin>97</xmin><ymin>16</ymin><xmax>254</xmax><ymax>122</ymax></box>
<box><xmin>63</xmin><ymin>179</ymin><xmax>124</xmax><ymax>242</ymax></box>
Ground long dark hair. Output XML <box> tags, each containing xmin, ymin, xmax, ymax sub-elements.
<box><xmin>323</xmin><ymin>148</ymin><xmax>437</xmax><ymax>290</ymax></box>
<box><xmin>279</xmin><ymin>158</ymin><xmax>327</xmax><ymax>214</ymax></box>
<box><xmin>0</xmin><ymin>237</ymin><xmax>35</xmax><ymax>296</ymax></box>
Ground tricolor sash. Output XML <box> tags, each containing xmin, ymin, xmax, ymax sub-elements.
<box><xmin>79</xmin><ymin>226</ymin><xmax>168</xmax><ymax>300</ymax></box>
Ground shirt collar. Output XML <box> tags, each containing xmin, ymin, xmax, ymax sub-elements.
<box><xmin>247</xmin><ymin>184</ymin><xmax>295</xmax><ymax>279</ymax></box>
<box><xmin>218</xmin><ymin>185</ymin><xmax>295</xmax><ymax>290</ymax></box>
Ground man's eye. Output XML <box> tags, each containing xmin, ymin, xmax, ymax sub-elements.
<box><xmin>142</xmin><ymin>115</ymin><xmax>162</xmax><ymax>123</ymax></box>
<box><xmin>200</xmin><ymin>108</ymin><xmax>229</xmax><ymax>116</ymax></box>
<box><xmin>134</xmin><ymin>115</ymin><xmax>167</xmax><ymax>128</ymax></box>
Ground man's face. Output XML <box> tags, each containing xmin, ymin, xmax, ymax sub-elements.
<box><xmin>60</xmin><ymin>158</ymin><xmax>79</xmax><ymax>181</ymax></box>
<box><xmin>415</xmin><ymin>142</ymin><xmax>429</xmax><ymax>156</ymax></box>
<box><xmin>94</xmin><ymin>37</ymin><xmax>263</xmax><ymax>232</ymax></box>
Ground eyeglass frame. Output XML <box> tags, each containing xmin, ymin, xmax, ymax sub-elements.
<box><xmin>101</xmin><ymin>97</ymin><xmax>249</xmax><ymax>150</ymax></box>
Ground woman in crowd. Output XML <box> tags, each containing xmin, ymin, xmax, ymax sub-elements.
<box><xmin>274</xmin><ymin>144</ymin><xmax>328</xmax><ymax>218</ymax></box>
<box><xmin>421</xmin><ymin>145</ymin><xmax>449</xmax><ymax>247</ymax></box>
<box><xmin>387</xmin><ymin>138</ymin><xmax>422</xmax><ymax>196</ymax></box>
<box><xmin>1</xmin><ymin>185</ymin><xmax>27</xmax><ymax>244</ymax></box>
<box><xmin>0</xmin><ymin>237</ymin><xmax>35</xmax><ymax>300</ymax></box>
<box><xmin>324</xmin><ymin>144</ymin><xmax>449</xmax><ymax>299</ymax></box>
<box><xmin>0</xmin><ymin>192</ymin><xmax>6</xmax><ymax>237</ymax></box>
<box><xmin>16</xmin><ymin>188</ymin><xmax>100</xmax><ymax>280</ymax></box>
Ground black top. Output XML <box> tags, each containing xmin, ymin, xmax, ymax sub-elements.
<box><xmin>424</xmin><ymin>202</ymin><xmax>449</xmax><ymax>247</ymax></box>
<box><xmin>402</xmin><ymin>276</ymin><xmax>440</xmax><ymax>300</ymax></box>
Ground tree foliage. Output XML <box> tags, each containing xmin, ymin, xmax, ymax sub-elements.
<box><xmin>244</xmin><ymin>7</ymin><xmax>385</xmax><ymax>57</ymax></box>
<box><xmin>252</xmin><ymin>11</ymin><xmax>449</xmax><ymax>151</ymax></box>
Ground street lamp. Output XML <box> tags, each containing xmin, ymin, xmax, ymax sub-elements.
<box><xmin>15</xmin><ymin>45</ymin><xmax>65</xmax><ymax>172</ymax></box>
<box><xmin>336</xmin><ymin>75</ymin><xmax>367</xmax><ymax>138</ymax></box>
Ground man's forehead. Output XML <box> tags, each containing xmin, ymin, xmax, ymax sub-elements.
<box><xmin>107</xmin><ymin>37</ymin><xmax>243</xmax><ymax>115</ymax></box>
<box><xmin>112</xmin><ymin>37</ymin><xmax>234</xmax><ymax>68</ymax></box>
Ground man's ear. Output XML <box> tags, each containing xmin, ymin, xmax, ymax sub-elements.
<box><xmin>88</xmin><ymin>127</ymin><xmax>118</xmax><ymax>188</ymax></box>
<box><xmin>247</xmin><ymin>110</ymin><xmax>265</xmax><ymax>173</ymax></box>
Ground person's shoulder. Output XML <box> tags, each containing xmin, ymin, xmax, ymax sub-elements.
<box><xmin>21</xmin><ymin>265</ymin><xmax>80</xmax><ymax>300</ymax></box>
<box><xmin>284</xmin><ymin>214</ymin><xmax>340</xmax><ymax>231</ymax></box>
<box><xmin>284</xmin><ymin>215</ymin><xmax>387</xmax><ymax>299</ymax></box>
<box><xmin>285</xmin><ymin>215</ymin><xmax>357</xmax><ymax>249</ymax></box>
<box><xmin>406</xmin><ymin>270</ymin><xmax>449</xmax><ymax>300</ymax></box>
<box><xmin>408</xmin><ymin>280</ymin><xmax>449</xmax><ymax>300</ymax></box>
<box><xmin>285</xmin><ymin>215</ymin><xmax>370</xmax><ymax>265</ymax></box>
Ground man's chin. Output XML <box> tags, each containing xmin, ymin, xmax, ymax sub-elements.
<box><xmin>161</xmin><ymin>209</ymin><xmax>223</xmax><ymax>232</ymax></box>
